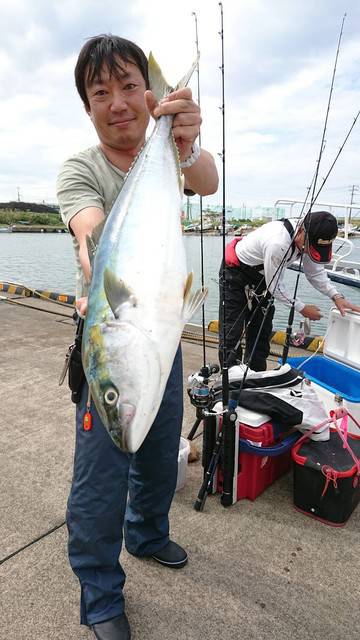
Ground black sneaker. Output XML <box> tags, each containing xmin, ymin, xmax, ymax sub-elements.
<box><xmin>151</xmin><ymin>540</ymin><xmax>188</xmax><ymax>569</ymax></box>
<box><xmin>92</xmin><ymin>613</ymin><xmax>131</xmax><ymax>640</ymax></box>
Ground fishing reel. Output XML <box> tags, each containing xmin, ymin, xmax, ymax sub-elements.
<box><xmin>187</xmin><ymin>363</ymin><xmax>220</xmax><ymax>410</ymax></box>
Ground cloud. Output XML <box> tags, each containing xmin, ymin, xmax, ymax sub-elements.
<box><xmin>0</xmin><ymin>0</ymin><xmax>359</xmax><ymax>207</ymax></box>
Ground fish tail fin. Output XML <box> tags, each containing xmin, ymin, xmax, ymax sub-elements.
<box><xmin>175</xmin><ymin>54</ymin><xmax>199</xmax><ymax>91</ymax></box>
<box><xmin>148</xmin><ymin>52</ymin><xmax>198</xmax><ymax>192</ymax></box>
<box><xmin>182</xmin><ymin>272</ymin><xmax>208</xmax><ymax>322</ymax></box>
<box><xmin>148</xmin><ymin>53</ymin><xmax>173</xmax><ymax>101</ymax></box>
<box><xmin>148</xmin><ymin>52</ymin><xmax>199</xmax><ymax>101</ymax></box>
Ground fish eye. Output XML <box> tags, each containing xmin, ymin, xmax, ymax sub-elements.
<box><xmin>104</xmin><ymin>387</ymin><xmax>119</xmax><ymax>406</ymax></box>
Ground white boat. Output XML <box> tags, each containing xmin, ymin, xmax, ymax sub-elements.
<box><xmin>288</xmin><ymin>236</ymin><xmax>360</xmax><ymax>289</ymax></box>
<box><xmin>337</xmin><ymin>224</ymin><xmax>360</xmax><ymax>238</ymax></box>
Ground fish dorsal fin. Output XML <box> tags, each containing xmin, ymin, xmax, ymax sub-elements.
<box><xmin>148</xmin><ymin>52</ymin><xmax>199</xmax><ymax>101</ymax></box>
<box><xmin>103</xmin><ymin>268</ymin><xmax>137</xmax><ymax>318</ymax></box>
<box><xmin>182</xmin><ymin>272</ymin><xmax>208</xmax><ymax>322</ymax></box>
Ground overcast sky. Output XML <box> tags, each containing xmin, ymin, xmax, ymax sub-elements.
<box><xmin>1</xmin><ymin>0</ymin><xmax>360</xmax><ymax>210</ymax></box>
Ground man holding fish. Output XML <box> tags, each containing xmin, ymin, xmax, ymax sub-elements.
<box><xmin>57</xmin><ymin>34</ymin><xmax>218</xmax><ymax>640</ymax></box>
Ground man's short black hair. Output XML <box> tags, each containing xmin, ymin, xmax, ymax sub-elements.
<box><xmin>75</xmin><ymin>34</ymin><xmax>149</xmax><ymax>110</ymax></box>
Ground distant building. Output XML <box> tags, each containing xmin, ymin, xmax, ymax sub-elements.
<box><xmin>184</xmin><ymin>199</ymin><xmax>284</xmax><ymax>222</ymax></box>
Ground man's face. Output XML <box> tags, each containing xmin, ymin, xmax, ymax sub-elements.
<box><xmin>85</xmin><ymin>58</ymin><xmax>150</xmax><ymax>153</ymax></box>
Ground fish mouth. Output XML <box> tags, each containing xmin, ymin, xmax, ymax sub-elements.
<box><xmin>108</xmin><ymin>401</ymin><xmax>137</xmax><ymax>451</ymax></box>
<box><xmin>118</xmin><ymin>401</ymin><xmax>136</xmax><ymax>434</ymax></box>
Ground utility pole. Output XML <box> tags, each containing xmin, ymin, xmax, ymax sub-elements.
<box><xmin>348</xmin><ymin>184</ymin><xmax>360</xmax><ymax>224</ymax></box>
<box><xmin>17</xmin><ymin>187</ymin><xmax>21</xmax><ymax>202</ymax></box>
<box><xmin>186</xmin><ymin>195</ymin><xmax>191</xmax><ymax>221</ymax></box>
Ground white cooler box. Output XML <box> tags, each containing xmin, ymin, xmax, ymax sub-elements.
<box><xmin>288</xmin><ymin>309</ymin><xmax>360</xmax><ymax>434</ymax></box>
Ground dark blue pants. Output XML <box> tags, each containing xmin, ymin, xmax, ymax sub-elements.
<box><xmin>67</xmin><ymin>347</ymin><xmax>183</xmax><ymax>626</ymax></box>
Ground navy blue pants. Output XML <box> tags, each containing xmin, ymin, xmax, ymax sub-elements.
<box><xmin>67</xmin><ymin>346</ymin><xmax>183</xmax><ymax>626</ymax></box>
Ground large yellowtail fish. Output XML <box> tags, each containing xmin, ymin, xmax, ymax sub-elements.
<box><xmin>82</xmin><ymin>54</ymin><xmax>207</xmax><ymax>452</ymax></box>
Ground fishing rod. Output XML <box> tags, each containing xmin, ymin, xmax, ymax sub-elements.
<box><xmin>282</xmin><ymin>12</ymin><xmax>346</xmax><ymax>365</ymax></box>
<box><xmin>217</xmin><ymin>0</ymin><xmax>237</xmax><ymax>508</ymax></box>
<box><xmin>192</xmin><ymin>11</ymin><xmax>206</xmax><ymax>367</ymax></box>
<box><xmin>297</xmin><ymin>144</ymin><xmax>326</xmax><ymax>220</ymax></box>
<box><xmin>309</xmin><ymin>13</ymin><xmax>346</xmax><ymax>209</ymax></box>
<box><xmin>218</xmin><ymin>0</ymin><xmax>227</xmax><ymax>388</ymax></box>
<box><xmin>194</xmin><ymin>1</ymin><xmax>237</xmax><ymax>511</ymax></box>
<box><xmin>187</xmin><ymin>11</ymin><xmax>221</xmax><ymax>443</ymax></box>
<box><xmin>312</xmin><ymin>109</ymin><xmax>360</xmax><ymax>204</ymax></box>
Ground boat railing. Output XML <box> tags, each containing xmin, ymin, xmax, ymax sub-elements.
<box><xmin>331</xmin><ymin>237</ymin><xmax>354</xmax><ymax>271</ymax></box>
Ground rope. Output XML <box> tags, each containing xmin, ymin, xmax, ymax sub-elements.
<box><xmin>0</xmin><ymin>281</ymin><xmax>75</xmax><ymax>307</ymax></box>
<box><xmin>0</xmin><ymin>521</ymin><xmax>66</xmax><ymax>566</ymax></box>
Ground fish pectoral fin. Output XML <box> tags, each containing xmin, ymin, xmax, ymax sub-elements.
<box><xmin>182</xmin><ymin>277</ymin><xmax>208</xmax><ymax>323</ymax></box>
<box><xmin>183</xmin><ymin>272</ymin><xmax>193</xmax><ymax>300</ymax></box>
<box><xmin>103</xmin><ymin>268</ymin><xmax>137</xmax><ymax>318</ymax></box>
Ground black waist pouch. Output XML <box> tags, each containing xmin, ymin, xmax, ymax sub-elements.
<box><xmin>68</xmin><ymin>343</ymin><xmax>85</xmax><ymax>403</ymax></box>
<box><xmin>59</xmin><ymin>315</ymin><xmax>85</xmax><ymax>404</ymax></box>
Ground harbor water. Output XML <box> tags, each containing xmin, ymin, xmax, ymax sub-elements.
<box><xmin>1</xmin><ymin>232</ymin><xmax>360</xmax><ymax>334</ymax></box>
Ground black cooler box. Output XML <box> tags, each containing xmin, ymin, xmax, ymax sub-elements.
<box><xmin>292</xmin><ymin>429</ymin><xmax>360</xmax><ymax>526</ymax></box>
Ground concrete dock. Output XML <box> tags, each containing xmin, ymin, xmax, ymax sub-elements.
<box><xmin>1</xmin><ymin>294</ymin><xmax>359</xmax><ymax>640</ymax></box>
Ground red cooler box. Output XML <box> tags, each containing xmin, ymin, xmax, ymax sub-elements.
<box><xmin>206</xmin><ymin>405</ymin><xmax>300</xmax><ymax>502</ymax></box>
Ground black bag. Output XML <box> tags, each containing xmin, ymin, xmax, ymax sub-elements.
<box><xmin>59</xmin><ymin>316</ymin><xmax>85</xmax><ymax>404</ymax></box>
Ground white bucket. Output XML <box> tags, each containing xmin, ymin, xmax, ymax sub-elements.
<box><xmin>176</xmin><ymin>437</ymin><xmax>190</xmax><ymax>491</ymax></box>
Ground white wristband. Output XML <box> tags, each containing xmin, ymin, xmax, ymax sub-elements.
<box><xmin>180</xmin><ymin>142</ymin><xmax>201</xmax><ymax>169</ymax></box>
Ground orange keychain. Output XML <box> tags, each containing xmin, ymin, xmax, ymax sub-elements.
<box><xmin>83</xmin><ymin>388</ymin><xmax>93</xmax><ymax>431</ymax></box>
